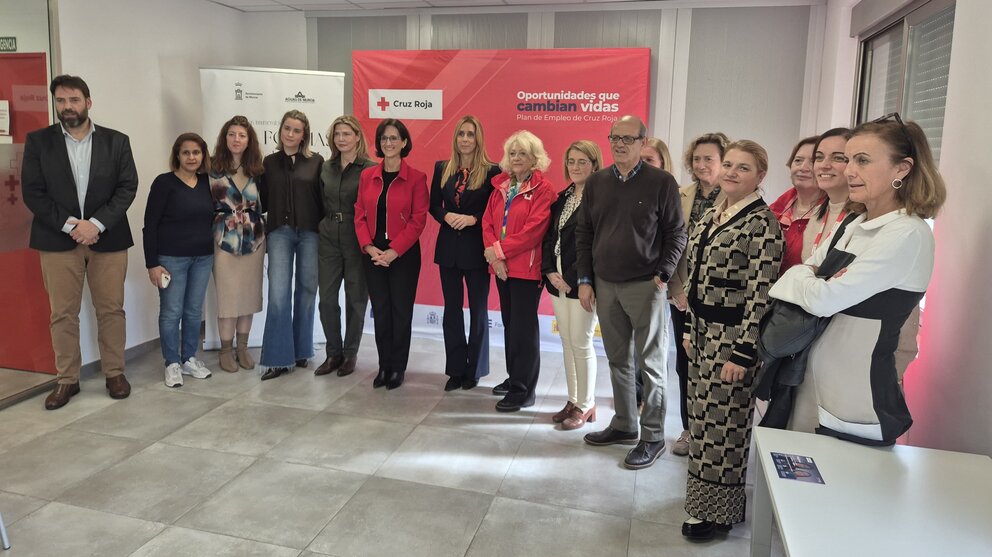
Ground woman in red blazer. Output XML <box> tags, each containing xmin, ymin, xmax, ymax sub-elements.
<box><xmin>355</xmin><ymin>119</ymin><xmax>428</xmax><ymax>390</ymax></box>
<box><xmin>482</xmin><ymin>130</ymin><xmax>555</xmax><ymax>412</ymax></box>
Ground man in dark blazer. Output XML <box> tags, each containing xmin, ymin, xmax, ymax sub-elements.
<box><xmin>21</xmin><ymin>75</ymin><xmax>139</xmax><ymax>410</ymax></box>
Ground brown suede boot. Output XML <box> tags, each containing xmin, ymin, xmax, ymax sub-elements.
<box><xmin>219</xmin><ymin>339</ymin><xmax>238</xmax><ymax>372</ymax></box>
<box><xmin>236</xmin><ymin>333</ymin><xmax>255</xmax><ymax>369</ymax></box>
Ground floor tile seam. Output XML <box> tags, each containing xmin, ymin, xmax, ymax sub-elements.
<box><xmin>299</xmin><ymin>471</ymin><xmax>377</xmax><ymax>555</ymax></box>
<box><xmin>413</xmin><ymin>414</ymin><xmax>535</xmax><ymax>445</ymax></box>
<box><xmin>155</xmin><ymin>437</ymin><xmax>264</xmax><ymax>461</ymax></box>
<box><xmin>168</xmin><ymin>519</ymin><xmax>311</xmax><ymax>550</ymax></box>
<box><xmin>118</xmin><ymin>525</ymin><xmax>301</xmax><ymax>557</ymax></box>
<box><xmin>0</xmin><ymin>425</ymin><xmax>60</xmax><ymax>458</ymax></box>
<box><xmin>20</xmin><ymin>499</ymin><xmax>170</xmax><ymax>532</ymax></box>
<box><xmin>457</xmin><ymin>494</ymin><xmax>501</xmax><ymax>557</ymax></box>
<box><xmin>0</xmin><ymin>495</ymin><xmax>52</xmax><ymax>528</ymax></box>
<box><xmin>165</xmin><ymin>455</ymin><xmax>282</xmax><ymax>528</ymax></box>
<box><xmin>496</xmin><ymin>488</ymin><xmax>635</xmax><ymax>521</ymax></box>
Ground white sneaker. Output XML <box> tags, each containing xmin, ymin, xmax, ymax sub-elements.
<box><xmin>165</xmin><ymin>363</ymin><xmax>184</xmax><ymax>388</ymax></box>
<box><xmin>182</xmin><ymin>357</ymin><xmax>212</xmax><ymax>379</ymax></box>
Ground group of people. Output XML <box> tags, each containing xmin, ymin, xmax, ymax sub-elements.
<box><xmin>22</xmin><ymin>74</ymin><xmax>945</xmax><ymax>543</ymax></box>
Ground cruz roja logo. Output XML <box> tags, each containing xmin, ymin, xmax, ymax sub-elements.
<box><xmin>368</xmin><ymin>89</ymin><xmax>443</xmax><ymax>120</ymax></box>
<box><xmin>286</xmin><ymin>91</ymin><xmax>315</xmax><ymax>103</ymax></box>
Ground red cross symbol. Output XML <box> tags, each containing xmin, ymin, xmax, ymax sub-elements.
<box><xmin>376</xmin><ymin>96</ymin><xmax>390</xmax><ymax>111</ymax></box>
<box><xmin>4</xmin><ymin>174</ymin><xmax>17</xmax><ymax>192</ymax></box>
<box><xmin>7</xmin><ymin>192</ymin><xmax>17</xmax><ymax>205</ymax></box>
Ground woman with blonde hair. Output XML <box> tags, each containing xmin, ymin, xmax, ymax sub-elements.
<box><xmin>482</xmin><ymin>130</ymin><xmax>556</xmax><ymax>412</ymax></box>
<box><xmin>667</xmin><ymin>132</ymin><xmax>729</xmax><ymax>457</ymax></box>
<box><xmin>543</xmin><ymin>139</ymin><xmax>602</xmax><ymax>429</ymax></box>
<box><xmin>682</xmin><ymin>139</ymin><xmax>783</xmax><ymax>540</ymax></box>
<box><xmin>258</xmin><ymin>109</ymin><xmax>324</xmax><ymax>380</ymax></box>
<box><xmin>430</xmin><ymin>115</ymin><xmax>500</xmax><ymax>391</ymax></box>
<box><xmin>640</xmin><ymin>136</ymin><xmax>673</xmax><ymax>171</ymax></box>
<box><xmin>209</xmin><ymin>115</ymin><xmax>266</xmax><ymax>373</ymax></box>
<box><xmin>314</xmin><ymin>115</ymin><xmax>377</xmax><ymax>378</ymax></box>
<box><xmin>769</xmin><ymin>114</ymin><xmax>946</xmax><ymax>446</ymax></box>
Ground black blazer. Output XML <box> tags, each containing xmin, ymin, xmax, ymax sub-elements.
<box><xmin>542</xmin><ymin>184</ymin><xmax>584</xmax><ymax>299</ymax></box>
<box><xmin>429</xmin><ymin>160</ymin><xmax>499</xmax><ymax>270</ymax></box>
<box><xmin>21</xmin><ymin>123</ymin><xmax>139</xmax><ymax>252</ymax></box>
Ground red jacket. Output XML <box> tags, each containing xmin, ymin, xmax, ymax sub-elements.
<box><xmin>768</xmin><ymin>188</ymin><xmax>824</xmax><ymax>275</ymax></box>
<box><xmin>482</xmin><ymin>170</ymin><xmax>555</xmax><ymax>280</ymax></box>
<box><xmin>355</xmin><ymin>160</ymin><xmax>429</xmax><ymax>257</ymax></box>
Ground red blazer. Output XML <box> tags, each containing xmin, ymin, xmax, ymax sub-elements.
<box><xmin>355</xmin><ymin>160</ymin><xmax>429</xmax><ymax>257</ymax></box>
<box><xmin>768</xmin><ymin>188</ymin><xmax>826</xmax><ymax>275</ymax></box>
<box><xmin>482</xmin><ymin>170</ymin><xmax>555</xmax><ymax>280</ymax></box>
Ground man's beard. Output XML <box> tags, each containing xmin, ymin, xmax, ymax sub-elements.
<box><xmin>58</xmin><ymin>107</ymin><xmax>89</xmax><ymax>129</ymax></box>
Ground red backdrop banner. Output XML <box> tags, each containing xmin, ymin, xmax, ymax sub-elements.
<box><xmin>353</xmin><ymin>48</ymin><xmax>651</xmax><ymax>317</ymax></box>
<box><xmin>0</xmin><ymin>52</ymin><xmax>57</xmax><ymax>373</ymax></box>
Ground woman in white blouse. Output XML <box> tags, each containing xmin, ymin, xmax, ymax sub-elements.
<box><xmin>769</xmin><ymin>113</ymin><xmax>946</xmax><ymax>446</ymax></box>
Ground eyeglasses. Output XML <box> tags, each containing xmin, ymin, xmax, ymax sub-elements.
<box><xmin>380</xmin><ymin>135</ymin><xmax>402</xmax><ymax>143</ymax></box>
<box><xmin>607</xmin><ymin>135</ymin><xmax>643</xmax><ymax>145</ymax></box>
<box><xmin>870</xmin><ymin>112</ymin><xmax>916</xmax><ymax>159</ymax></box>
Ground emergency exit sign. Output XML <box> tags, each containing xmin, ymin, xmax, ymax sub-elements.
<box><xmin>0</xmin><ymin>37</ymin><xmax>16</xmax><ymax>52</ymax></box>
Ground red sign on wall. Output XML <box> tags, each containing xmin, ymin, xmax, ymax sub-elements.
<box><xmin>353</xmin><ymin>48</ymin><xmax>651</xmax><ymax>312</ymax></box>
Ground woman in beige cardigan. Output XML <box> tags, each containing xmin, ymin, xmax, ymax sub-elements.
<box><xmin>667</xmin><ymin>132</ymin><xmax>729</xmax><ymax>456</ymax></box>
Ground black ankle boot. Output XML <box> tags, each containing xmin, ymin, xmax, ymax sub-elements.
<box><xmin>372</xmin><ymin>369</ymin><xmax>388</xmax><ymax>388</ymax></box>
<box><xmin>386</xmin><ymin>370</ymin><xmax>405</xmax><ymax>390</ymax></box>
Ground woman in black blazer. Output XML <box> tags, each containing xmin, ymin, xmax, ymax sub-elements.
<box><xmin>429</xmin><ymin>115</ymin><xmax>500</xmax><ymax>391</ymax></box>
<box><xmin>542</xmin><ymin>140</ymin><xmax>603</xmax><ymax>429</ymax></box>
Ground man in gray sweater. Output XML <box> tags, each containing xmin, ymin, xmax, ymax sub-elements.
<box><xmin>575</xmin><ymin>115</ymin><xmax>686</xmax><ymax>469</ymax></box>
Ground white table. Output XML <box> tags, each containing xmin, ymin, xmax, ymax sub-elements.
<box><xmin>750</xmin><ymin>426</ymin><xmax>992</xmax><ymax>557</ymax></box>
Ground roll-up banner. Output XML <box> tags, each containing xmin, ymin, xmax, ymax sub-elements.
<box><xmin>353</xmin><ymin>48</ymin><xmax>652</xmax><ymax>351</ymax></box>
<box><xmin>199</xmin><ymin>66</ymin><xmax>344</xmax><ymax>348</ymax></box>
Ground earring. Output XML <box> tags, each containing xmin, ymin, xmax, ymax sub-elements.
<box><xmin>891</xmin><ymin>178</ymin><xmax>904</xmax><ymax>190</ymax></box>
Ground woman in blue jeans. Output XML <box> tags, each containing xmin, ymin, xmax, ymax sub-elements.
<box><xmin>143</xmin><ymin>133</ymin><xmax>216</xmax><ymax>387</ymax></box>
<box><xmin>258</xmin><ymin>110</ymin><xmax>325</xmax><ymax>380</ymax></box>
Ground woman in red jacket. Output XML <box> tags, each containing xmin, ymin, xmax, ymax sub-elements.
<box><xmin>355</xmin><ymin>119</ymin><xmax>428</xmax><ymax>390</ymax></box>
<box><xmin>482</xmin><ymin>130</ymin><xmax>555</xmax><ymax>412</ymax></box>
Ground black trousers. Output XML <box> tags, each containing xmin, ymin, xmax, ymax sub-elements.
<box><xmin>439</xmin><ymin>265</ymin><xmax>491</xmax><ymax>379</ymax></box>
<box><xmin>364</xmin><ymin>242</ymin><xmax>421</xmax><ymax>374</ymax></box>
<box><xmin>496</xmin><ymin>277</ymin><xmax>542</xmax><ymax>404</ymax></box>
<box><xmin>670</xmin><ymin>303</ymin><xmax>690</xmax><ymax>430</ymax></box>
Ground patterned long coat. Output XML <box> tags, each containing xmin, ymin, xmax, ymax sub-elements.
<box><xmin>683</xmin><ymin>197</ymin><xmax>783</xmax><ymax>525</ymax></box>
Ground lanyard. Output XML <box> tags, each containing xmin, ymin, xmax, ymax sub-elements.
<box><xmin>501</xmin><ymin>180</ymin><xmax>521</xmax><ymax>240</ymax></box>
<box><xmin>812</xmin><ymin>207</ymin><xmax>847</xmax><ymax>250</ymax></box>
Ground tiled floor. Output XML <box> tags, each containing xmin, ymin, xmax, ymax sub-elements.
<box><xmin>0</xmin><ymin>335</ymin><xmax>785</xmax><ymax>556</ymax></box>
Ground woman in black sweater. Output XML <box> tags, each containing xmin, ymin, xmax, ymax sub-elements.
<box><xmin>543</xmin><ymin>140</ymin><xmax>602</xmax><ymax>429</ymax></box>
<box><xmin>143</xmin><ymin>133</ymin><xmax>216</xmax><ymax>388</ymax></box>
<box><xmin>258</xmin><ymin>110</ymin><xmax>325</xmax><ymax>380</ymax></box>
<box><xmin>429</xmin><ymin>115</ymin><xmax>500</xmax><ymax>391</ymax></box>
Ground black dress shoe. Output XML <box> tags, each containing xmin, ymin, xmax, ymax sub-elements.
<box><xmin>681</xmin><ymin>519</ymin><xmax>732</xmax><ymax>541</ymax></box>
<box><xmin>295</xmin><ymin>359</ymin><xmax>309</xmax><ymax>368</ymax></box>
<box><xmin>386</xmin><ymin>370</ymin><xmax>405</xmax><ymax>390</ymax></box>
<box><xmin>491</xmin><ymin>379</ymin><xmax>510</xmax><ymax>396</ymax></box>
<box><xmin>461</xmin><ymin>378</ymin><xmax>479</xmax><ymax>390</ymax></box>
<box><xmin>261</xmin><ymin>367</ymin><xmax>288</xmax><ymax>381</ymax></box>
<box><xmin>623</xmin><ymin>440</ymin><xmax>666</xmax><ymax>469</ymax></box>
<box><xmin>495</xmin><ymin>394</ymin><xmax>535</xmax><ymax>412</ymax></box>
<box><xmin>372</xmin><ymin>369</ymin><xmax>388</xmax><ymax>388</ymax></box>
<box><xmin>583</xmin><ymin>426</ymin><xmax>639</xmax><ymax>446</ymax></box>
<box><xmin>444</xmin><ymin>376</ymin><xmax>462</xmax><ymax>391</ymax></box>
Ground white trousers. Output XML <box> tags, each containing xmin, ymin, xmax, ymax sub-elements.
<box><xmin>551</xmin><ymin>293</ymin><xmax>598</xmax><ymax>412</ymax></box>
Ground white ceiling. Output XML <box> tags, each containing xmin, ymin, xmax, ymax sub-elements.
<box><xmin>206</xmin><ymin>0</ymin><xmax>656</xmax><ymax>12</ymax></box>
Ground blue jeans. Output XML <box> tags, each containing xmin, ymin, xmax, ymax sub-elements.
<box><xmin>261</xmin><ymin>226</ymin><xmax>319</xmax><ymax>367</ymax></box>
<box><xmin>158</xmin><ymin>254</ymin><xmax>214</xmax><ymax>365</ymax></box>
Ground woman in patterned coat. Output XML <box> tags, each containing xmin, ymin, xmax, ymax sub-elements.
<box><xmin>681</xmin><ymin>140</ymin><xmax>784</xmax><ymax>541</ymax></box>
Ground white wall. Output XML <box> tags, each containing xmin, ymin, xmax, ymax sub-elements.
<box><xmin>55</xmin><ymin>0</ymin><xmax>306</xmax><ymax>365</ymax></box>
<box><xmin>815</xmin><ymin>0</ymin><xmax>859</xmax><ymax>129</ymax></box>
<box><xmin>900</xmin><ymin>0</ymin><xmax>992</xmax><ymax>456</ymax></box>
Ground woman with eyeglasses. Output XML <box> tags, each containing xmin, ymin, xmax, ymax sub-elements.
<box><xmin>769</xmin><ymin>136</ymin><xmax>823</xmax><ymax>273</ymax></box>
<box><xmin>681</xmin><ymin>140</ymin><xmax>783</xmax><ymax>541</ymax></box>
<box><xmin>258</xmin><ymin>110</ymin><xmax>324</xmax><ymax>381</ymax></box>
<box><xmin>355</xmin><ymin>118</ymin><xmax>428</xmax><ymax>390</ymax></box>
<box><xmin>543</xmin><ymin>140</ymin><xmax>602</xmax><ymax>429</ymax></box>
<box><xmin>430</xmin><ymin>115</ymin><xmax>500</xmax><ymax>392</ymax></box>
<box><xmin>482</xmin><ymin>130</ymin><xmax>555</xmax><ymax>412</ymax></box>
<box><xmin>666</xmin><ymin>132</ymin><xmax>729</xmax><ymax>458</ymax></box>
<box><xmin>314</xmin><ymin>115</ymin><xmax>377</xmax><ymax>379</ymax></box>
<box><xmin>209</xmin><ymin>116</ymin><xmax>266</xmax><ymax>373</ymax></box>
<box><xmin>769</xmin><ymin>114</ymin><xmax>946</xmax><ymax>446</ymax></box>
